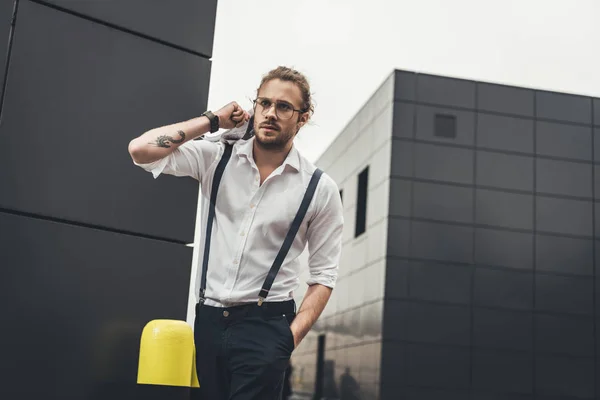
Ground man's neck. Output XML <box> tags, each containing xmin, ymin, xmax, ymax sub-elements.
<box><xmin>252</xmin><ymin>140</ymin><xmax>293</xmax><ymax>169</ymax></box>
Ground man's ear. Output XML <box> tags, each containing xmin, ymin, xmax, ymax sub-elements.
<box><xmin>297</xmin><ymin>112</ymin><xmax>309</xmax><ymax>130</ymax></box>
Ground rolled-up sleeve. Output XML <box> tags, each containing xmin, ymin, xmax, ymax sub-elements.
<box><xmin>305</xmin><ymin>173</ymin><xmax>344</xmax><ymax>289</ymax></box>
<box><xmin>133</xmin><ymin>140</ymin><xmax>220</xmax><ymax>180</ymax></box>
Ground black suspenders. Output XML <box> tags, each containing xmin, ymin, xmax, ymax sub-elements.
<box><xmin>199</xmin><ymin>144</ymin><xmax>233</xmax><ymax>304</ymax></box>
<box><xmin>199</xmin><ymin>143</ymin><xmax>324</xmax><ymax>306</ymax></box>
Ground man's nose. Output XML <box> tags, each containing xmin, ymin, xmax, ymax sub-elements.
<box><xmin>264</xmin><ymin>104</ymin><xmax>278</xmax><ymax>119</ymax></box>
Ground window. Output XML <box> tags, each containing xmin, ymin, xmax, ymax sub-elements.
<box><xmin>434</xmin><ymin>113</ymin><xmax>457</xmax><ymax>138</ymax></box>
<box><xmin>355</xmin><ymin>167</ymin><xmax>369</xmax><ymax>237</ymax></box>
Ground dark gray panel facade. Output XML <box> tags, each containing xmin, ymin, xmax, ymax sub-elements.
<box><xmin>536</xmin><ymin>197</ymin><xmax>593</xmax><ymax>237</ymax></box>
<box><xmin>381</xmin><ymin>69</ymin><xmax>600</xmax><ymax>399</ymax></box>
<box><xmin>536</xmin><ymin>90</ymin><xmax>592</xmax><ymax>125</ymax></box>
<box><xmin>473</xmin><ymin>308</ymin><xmax>532</xmax><ymax>351</ymax></box>
<box><xmin>595</xmin><ymin>127</ymin><xmax>600</xmax><ymax>162</ymax></box>
<box><xmin>414</xmin><ymin>142</ymin><xmax>474</xmax><ymax>185</ymax></box>
<box><xmin>535</xmin><ymin>356</ymin><xmax>594</xmax><ymax>398</ymax></box>
<box><xmin>474</xmin><ymin>268</ymin><xmax>533</xmax><ymax>310</ymax></box>
<box><xmin>0</xmin><ymin>0</ymin><xmax>13</xmax><ymax>88</ymax></box>
<box><xmin>0</xmin><ymin>211</ymin><xmax>192</xmax><ymax>399</ymax></box>
<box><xmin>536</xmin><ymin>121</ymin><xmax>592</xmax><ymax>161</ymax></box>
<box><xmin>535</xmin><ymin>274</ymin><xmax>593</xmax><ymax>315</ymax></box>
<box><xmin>412</xmin><ymin>182</ymin><xmax>473</xmax><ymax>223</ymax></box>
<box><xmin>535</xmin><ymin>234</ymin><xmax>594</xmax><ymax>276</ymax></box>
<box><xmin>477</xmin><ymin>82</ymin><xmax>534</xmax><ymax>117</ymax></box>
<box><xmin>408</xmin><ymin>261</ymin><xmax>471</xmax><ymax>305</ymax></box>
<box><xmin>536</xmin><ymin>158</ymin><xmax>593</xmax><ymax>198</ymax></box>
<box><xmin>476</xmin><ymin>151</ymin><xmax>534</xmax><ymax>191</ymax></box>
<box><xmin>314</xmin><ymin>69</ymin><xmax>600</xmax><ymax>399</ymax></box>
<box><xmin>43</xmin><ymin>0</ymin><xmax>217</xmax><ymax>57</ymax></box>
<box><xmin>393</xmin><ymin>70</ymin><xmax>416</xmax><ymax>102</ymax></box>
<box><xmin>417</xmin><ymin>73</ymin><xmax>476</xmax><ymax>109</ymax></box>
<box><xmin>472</xmin><ymin>350</ymin><xmax>533</xmax><ymax>394</ymax></box>
<box><xmin>475</xmin><ymin>189</ymin><xmax>533</xmax><ymax>230</ymax></box>
<box><xmin>475</xmin><ymin>228</ymin><xmax>533</xmax><ymax>270</ymax></box>
<box><xmin>477</xmin><ymin>113</ymin><xmax>534</xmax><ymax>153</ymax></box>
<box><xmin>392</xmin><ymin>101</ymin><xmax>414</xmax><ymax>138</ymax></box>
<box><xmin>0</xmin><ymin>0</ymin><xmax>209</xmax><ymax>242</ymax></box>
<box><xmin>1</xmin><ymin>1</ymin><xmax>216</xmax><ymax>400</ymax></box>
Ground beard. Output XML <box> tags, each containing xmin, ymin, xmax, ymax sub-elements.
<box><xmin>253</xmin><ymin>121</ymin><xmax>296</xmax><ymax>151</ymax></box>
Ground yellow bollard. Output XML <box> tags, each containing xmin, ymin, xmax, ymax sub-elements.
<box><xmin>137</xmin><ymin>319</ymin><xmax>199</xmax><ymax>399</ymax></box>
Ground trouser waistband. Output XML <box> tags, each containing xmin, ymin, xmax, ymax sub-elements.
<box><xmin>195</xmin><ymin>299</ymin><xmax>296</xmax><ymax>319</ymax></box>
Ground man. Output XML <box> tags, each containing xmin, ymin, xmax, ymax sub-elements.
<box><xmin>128</xmin><ymin>66</ymin><xmax>343</xmax><ymax>400</ymax></box>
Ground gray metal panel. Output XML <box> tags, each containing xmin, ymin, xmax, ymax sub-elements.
<box><xmin>387</xmin><ymin>218</ymin><xmax>410</xmax><ymax>258</ymax></box>
<box><xmin>473</xmin><ymin>308</ymin><xmax>532</xmax><ymax>352</ymax></box>
<box><xmin>535</xmin><ymin>355</ymin><xmax>594</xmax><ymax>398</ymax></box>
<box><xmin>390</xmin><ymin>140</ymin><xmax>415</xmax><ymax>177</ymax></box>
<box><xmin>474</xmin><ymin>268</ymin><xmax>533</xmax><ymax>310</ymax></box>
<box><xmin>0</xmin><ymin>212</ymin><xmax>192</xmax><ymax>400</ymax></box>
<box><xmin>535</xmin><ymin>234</ymin><xmax>593</xmax><ymax>276</ymax></box>
<box><xmin>392</xmin><ymin>101</ymin><xmax>414</xmax><ymax>138</ymax></box>
<box><xmin>414</xmin><ymin>143</ymin><xmax>474</xmax><ymax>185</ymax></box>
<box><xmin>535</xmin><ymin>158</ymin><xmax>593</xmax><ymax>199</ymax></box>
<box><xmin>477</xmin><ymin>113</ymin><xmax>534</xmax><ymax>154</ymax></box>
<box><xmin>411</xmin><ymin>220</ymin><xmax>473</xmax><ymax>264</ymax></box>
<box><xmin>594</xmin><ymin>98</ymin><xmax>600</xmax><ymax>126</ymax></box>
<box><xmin>476</xmin><ymin>189</ymin><xmax>533</xmax><ymax>231</ymax></box>
<box><xmin>43</xmin><ymin>0</ymin><xmax>217</xmax><ymax>57</ymax></box>
<box><xmin>0</xmin><ymin>0</ymin><xmax>13</xmax><ymax>86</ymax></box>
<box><xmin>472</xmin><ymin>350</ymin><xmax>533</xmax><ymax>394</ymax></box>
<box><xmin>535</xmin><ymin>274</ymin><xmax>593</xmax><ymax>315</ymax></box>
<box><xmin>477</xmin><ymin>82</ymin><xmax>534</xmax><ymax>117</ymax></box>
<box><xmin>417</xmin><ymin>73</ymin><xmax>476</xmax><ymax>109</ymax></box>
<box><xmin>536</xmin><ymin>197</ymin><xmax>593</xmax><ymax>237</ymax></box>
<box><xmin>594</xmin><ymin>127</ymin><xmax>600</xmax><ymax>162</ymax></box>
<box><xmin>402</xmin><ymin>343</ymin><xmax>471</xmax><ymax>389</ymax></box>
<box><xmin>536</xmin><ymin>90</ymin><xmax>592</xmax><ymax>124</ymax></box>
<box><xmin>413</xmin><ymin>182</ymin><xmax>473</xmax><ymax>224</ymax></box>
<box><xmin>596</xmin><ymin>165</ymin><xmax>600</xmax><ymax>198</ymax></box>
<box><xmin>535</xmin><ymin>314</ymin><xmax>594</xmax><ymax>357</ymax></box>
<box><xmin>475</xmin><ymin>228</ymin><xmax>533</xmax><ymax>270</ymax></box>
<box><xmin>388</xmin><ymin>178</ymin><xmax>411</xmax><ymax>217</ymax></box>
<box><xmin>394</xmin><ymin>70</ymin><xmax>416</xmax><ymax>102</ymax></box>
<box><xmin>476</xmin><ymin>151</ymin><xmax>534</xmax><ymax>192</ymax></box>
<box><xmin>0</xmin><ymin>0</ymin><xmax>210</xmax><ymax>242</ymax></box>
<box><xmin>392</xmin><ymin>301</ymin><xmax>471</xmax><ymax>346</ymax></box>
<box><xmin>536</xmin><ymin>121</ymin><xmax>592</xmax><ymax>161</ymax></box>
<box><xmin>408</xmin><ymin>261</ymin><xmax>472</xmax><ymax>305</ymax></box>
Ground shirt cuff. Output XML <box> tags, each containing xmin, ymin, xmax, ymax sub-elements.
<box><xmin>133</xmin><ymin>157</ymin><xmax>168</xmax><ymax>179</ymax></box>
<box><xmin>306</xmin><ymin>270</ymin><xmax>338</xmax><ymax>289</ymax></box>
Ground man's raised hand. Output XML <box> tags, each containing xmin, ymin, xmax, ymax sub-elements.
<box><xmin>215</xmin><ymin>102</ymin><xmax>250</xmax><ymax>130</ymax></box>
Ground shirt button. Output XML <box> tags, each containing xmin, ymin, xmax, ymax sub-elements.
<box><xmin>250</xmin><ymin>204</ymin><xmax>255</xmax><ymax>208</ymax></box>
<box><xmin>233</xmin><ymin>259</ymin><xmax>239</xmax><ymax>264</ymax></box>
<box><xmin>223</xmin><ymin>310</ymin><xmax>229</xmax><ymax>317</ymax></box>
<box><xmin>240</xmin><ymin>232</ymin><xmax>245</xmax><ymax>236</ymax></box>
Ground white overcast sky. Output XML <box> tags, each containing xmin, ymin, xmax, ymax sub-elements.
<box><xmin>205</xmin><ymin>0</ymin><xmax>600</xmax><ymax>162</ymax></box>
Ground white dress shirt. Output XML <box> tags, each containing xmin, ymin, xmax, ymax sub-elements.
<box><xmin>134</xmin><ymin>137</ymin><xmax>344</xmax><ymax>307</ymax></box>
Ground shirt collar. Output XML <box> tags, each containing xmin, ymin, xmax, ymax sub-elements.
<box><xmin>235</xmin><ymin>137</ymin><xmax>300</xmax><ymax>172</ymax></box>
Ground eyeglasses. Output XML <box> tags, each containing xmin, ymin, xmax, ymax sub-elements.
<box><xmin>253</xmin><ymin>97</ymin><xmax>306</xmax><ymax>120</ymax></box>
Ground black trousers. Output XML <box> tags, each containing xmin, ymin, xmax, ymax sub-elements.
<box><xmin>191</xmin><ymin>300</ymin><xmax>296</xmax><ymax>400</ymax></box>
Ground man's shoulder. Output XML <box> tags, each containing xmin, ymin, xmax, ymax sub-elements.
<box><xmin>296</xmin><ymin>152</ymin><xmax>339</xmax><ymax>193</ymax></box>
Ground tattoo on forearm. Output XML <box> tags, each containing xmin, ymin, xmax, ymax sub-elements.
<box><xmin>149</xmin><ymin>130</ymin><xmax>186</xmax><ymax>148</ymax></box>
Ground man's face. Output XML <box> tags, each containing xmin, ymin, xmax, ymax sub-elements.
<box><xmin>253</xmin><ymin>79</ymin><xmax>308</xmax><ymax>151</ymax></box>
